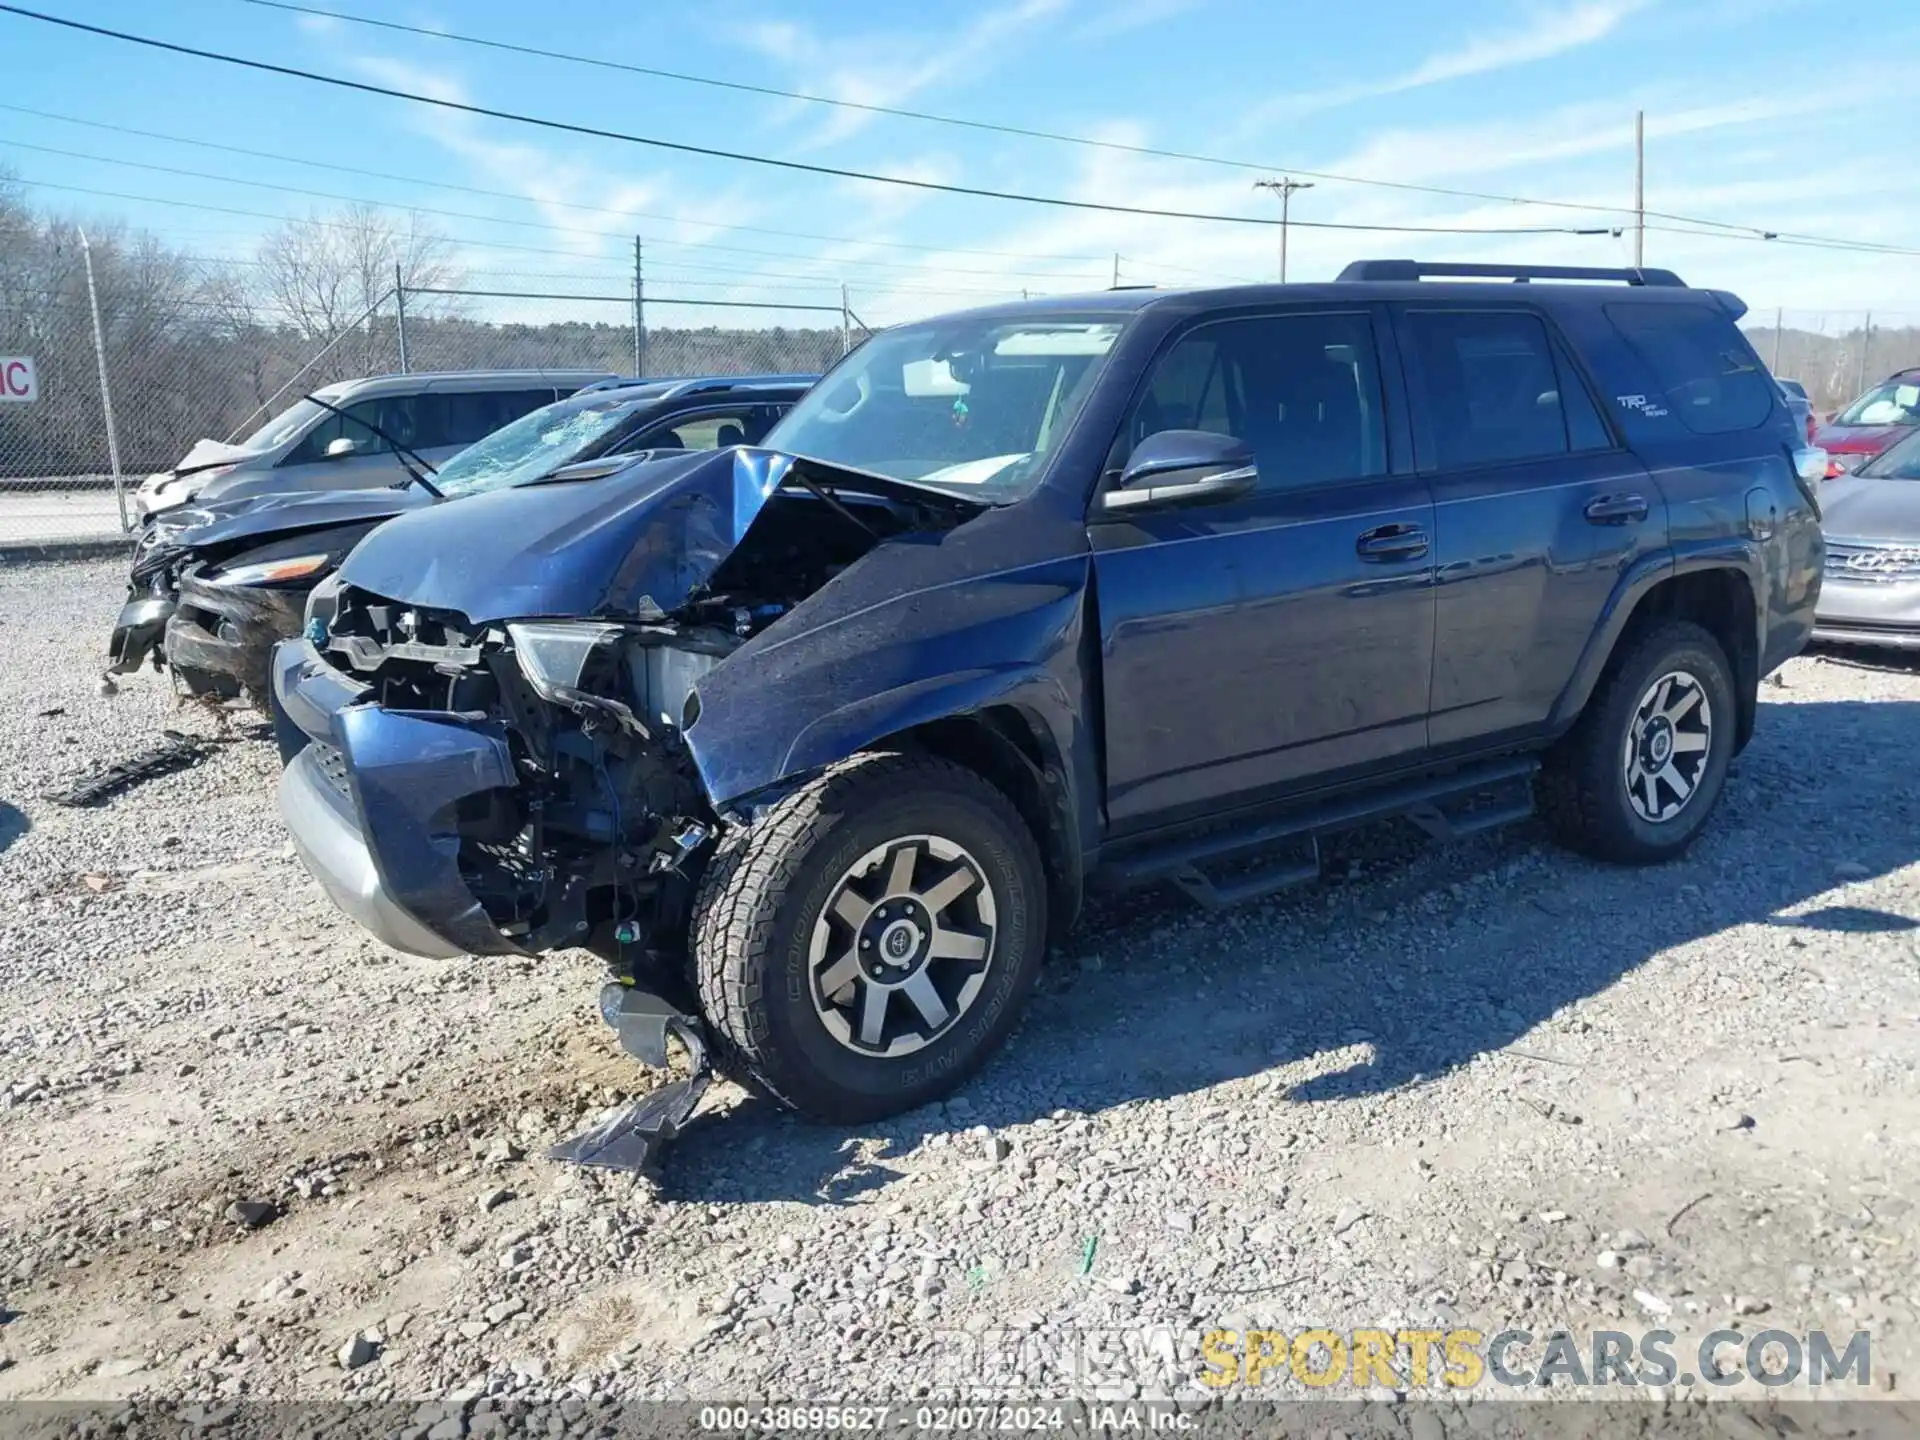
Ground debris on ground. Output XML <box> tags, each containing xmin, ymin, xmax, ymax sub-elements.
<box><xmin>40</xmin><ymin>729</ymin><xmax>218</xmax><ymax>808</ymax></box>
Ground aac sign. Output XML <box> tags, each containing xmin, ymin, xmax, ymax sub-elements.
<box><xmin>0</xmin><ymin>357</ymin><xmax>37</xmax><ymax>403</ymax></box>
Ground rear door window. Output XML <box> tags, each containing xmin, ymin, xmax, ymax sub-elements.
<box><xmin>440</xmin><ymin>389</ymin><xmax>557</xmax><ymax>448</ymax></box>
<box><xmin>1403</xmin><ymin>310</ymin><xmax>1574</xmax><ymax>469</ymax></box>
<box><xmin>1603</xmin><ymin>302</ymin><xmax>1776</xmax><ymax>434</ymax></box>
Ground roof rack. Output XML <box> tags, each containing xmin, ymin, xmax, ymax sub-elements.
<box><xmin>1337</xmin><ymin>260</ymin><xmax>1687</xmax><ymax>288</ymax></box>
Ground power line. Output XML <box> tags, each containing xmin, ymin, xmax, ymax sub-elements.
<box><xmin>0</xmin><ymin>101</ymin><xmax>1120</xmax><ymax>267</ymax></box>
<box><xmin>237</xmin><ymin>0</ymin><xmax>1903</xmax><ymax>252</ymax></box>
<box><xmin>0</xmin><ymin>5</ymin><xmax>1614</xmax><ymax>238</ymax></box>
<box><xmin>5</xmin><ymin>177</ymin><xmax>1072</xmax><ymax>301</ymax></box>
<box><xmin>0</xmin><ymin>136</ymin><xmax>1121</xmax><ymax>282</ymax></box>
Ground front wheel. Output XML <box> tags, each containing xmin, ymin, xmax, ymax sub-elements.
<box><xmin>691</xmin><ymin>751</ymin><xmax>1047</xmax><ymax>1122</ymax></box>
<box><xmin>1538</xmin><ymin>620</ymin><xmax>1738</xmax><ymax>864</ymax></box>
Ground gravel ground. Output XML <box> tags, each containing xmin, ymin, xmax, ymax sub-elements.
<box><xmin>3</xmin><ymin>557</ymin><xmax>1920</xmax><ymax>1423</ymax></box>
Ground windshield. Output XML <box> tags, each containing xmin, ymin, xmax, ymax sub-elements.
<box><xmin>236</xmin><ymin>395</ymin><xmax>336</xmax><ymax>453</ymax></box>
<box><xmin>1858</xmin><ymin>427</ymin><xmax>1920</xmax><ymax>479</ymax></box>
<box><xmin>433</xmin><ymin>395</ymin><xmax>648</xmax><ymax>497</ymax></box>
<box><xmin>1836</xmin><ymin>378</ymin><xmax>1920</xmax><ymax>428</ymax></box>
<box><xmin>762</xmin><ymin>315</ymin><xmax>1124</xmax><ymax>502</ymax></box>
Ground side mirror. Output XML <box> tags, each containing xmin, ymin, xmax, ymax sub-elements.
<box><xmin>324</xmin><ymin>436</ymin><xmax>360</xmax><ymax>460</ymax></box>
<box><xmin>1098</xmin><ymin>429</ymin><xmax>1257</xmax><ymax>515</ymax></box>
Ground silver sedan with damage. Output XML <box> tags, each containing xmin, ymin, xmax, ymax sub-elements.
<box><xmin>1814</xmin><ymin>427</ymin><xmax>1920</xmax><ymax>651</ymax></box>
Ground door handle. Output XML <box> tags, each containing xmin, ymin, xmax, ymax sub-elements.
<box><xmin>1356</xmin><ymin>523</ymin><xmax>1430</xmax><ymax>561</ymax></box>
<box><xmin>1585</xmin><ymin>493</ymin><xmax>1649</xmax><ymax>525</ymax></box>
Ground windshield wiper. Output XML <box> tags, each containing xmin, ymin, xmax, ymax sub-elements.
<box><xmin>299</xmin><ymin>392</ymin><xmax>444</xmax><ymax>499</ymax></box>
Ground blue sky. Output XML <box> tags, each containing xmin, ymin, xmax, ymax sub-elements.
<box><xmin>0</xmin><ymin>0</ymin><xmax>1914</xmax><ymax>331</ymax></box>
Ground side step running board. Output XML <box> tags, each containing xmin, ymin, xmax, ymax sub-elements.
<box><xmin>1107</xmin><ymin>755</ymin><xmax>1539</xmax><ymax>912</ymax></box>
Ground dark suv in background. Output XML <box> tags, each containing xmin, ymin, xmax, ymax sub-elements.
<box><xmin>271</xmin><ymin>261</ymin><xmax>1823</xmax><ymax>1143</ymax></box>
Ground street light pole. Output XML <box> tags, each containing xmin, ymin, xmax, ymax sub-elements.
<box><xmin>1254</xmin><ymin>177</ymin><xmax>1314</xmax><ymax>283</ymax></box>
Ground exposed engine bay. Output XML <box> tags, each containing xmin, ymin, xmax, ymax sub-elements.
<box><xmin>307</xmin><ymin>486</ymin><xmax>952</xmax><ymax>967</ymax></box>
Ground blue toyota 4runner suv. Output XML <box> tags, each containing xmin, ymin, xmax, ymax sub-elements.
<box><xmin>270</xmin><ymin>262</ymin><xmax>1824</xmax><ymax>1153</ymax></box>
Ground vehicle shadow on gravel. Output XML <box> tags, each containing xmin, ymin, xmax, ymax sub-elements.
<box><xmin>0</xmin><ymin>799</ymin><xmax>27</xmax><ymax>855</ymax></box>
<box><xmin>661</xmin><ymin>697</ymin><xmax>1920</xmax><ymax>1204</ymax></box>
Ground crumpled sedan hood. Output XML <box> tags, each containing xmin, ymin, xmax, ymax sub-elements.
<box><xmin>179</xmin><ymin>485</ymin><xmax>429</xmax><ymax>551</ymax></box>
<box><xmin>336</xmin><ymin>446</ymin><xmax>980</xmax><ymax>625</ymax></box>
<box><xmin>1820</xmin><ymin>476</ymin><xmax>1920</xmax><ymax>544</ymax></box>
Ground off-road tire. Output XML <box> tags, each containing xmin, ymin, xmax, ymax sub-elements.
<box><xmin>1538</xmin><ymin>619</ymin><xmax>1737</xmax><ymax>864</ymax></box>
<box><xmin>691</xmin><ymin>750</ymin><xmax>1047</xmax><ymax>1122</ymax></box>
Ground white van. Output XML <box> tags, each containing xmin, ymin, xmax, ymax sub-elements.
<box><xmin>135</xmin><ymin>369</ymin><xmax>618</xmax><ymax>517</ymax></box>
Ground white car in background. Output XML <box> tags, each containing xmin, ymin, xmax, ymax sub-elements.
<box><xmin>134</xmin><ymin>368</ymin><xmax>617</xmax><ymax>518</ymax></box>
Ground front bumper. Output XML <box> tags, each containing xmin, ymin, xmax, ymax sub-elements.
<box><xmin>107</xmin><ymin>597</ymin><xmax>176</xmax><ymax>675</ymax></box>
<box><xmin>1814</xmin><ymin>576</ymin><xmax>1920</xmax><ymax>652</ymax></box>
<box><xmin>271</xmin><ymin>639</ymin><xmax>528</xmax><ymax>959</ymax></box>
<box><xmin>166</xmin><ymin>574</ymin><xmax>306</xmax><ymax>699</ymax></box>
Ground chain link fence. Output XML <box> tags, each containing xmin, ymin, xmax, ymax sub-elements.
<box><xmin>0</xmin><ymin>277</ymin><xmax>882</xmax><ymax>548</ymax></box>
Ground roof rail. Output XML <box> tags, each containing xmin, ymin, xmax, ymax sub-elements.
<box><xmin>1337</xmin><ymin>259</ymin><xmax>1688</xmax><ymax>288</ymax></box>
<box><xmin>659</xmin><ymin>372</ymin><xmax>819</xmax><ymax>400</ymax></box>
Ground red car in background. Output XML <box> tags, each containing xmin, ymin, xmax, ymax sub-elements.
<box><xmin>1815</xmin><ymin>366</ymin><xmax>1920</xmax><ymax>474</ymax></box>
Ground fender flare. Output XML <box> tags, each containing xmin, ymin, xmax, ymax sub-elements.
<box><xmin>701</xmin><ymin>664</ymin><xmax>1092</xmax><ymax>936</ymax></box>
<box><xmin>1547</xmin><ymin>540</ymin><xmax>1766</xmax><ymax>733</ymax></box>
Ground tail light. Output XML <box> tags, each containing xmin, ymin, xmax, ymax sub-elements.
<box><xmin>1792</xmin><ymin>447</ymin><xmax>1826</xmax><ymax>517</ymax></box>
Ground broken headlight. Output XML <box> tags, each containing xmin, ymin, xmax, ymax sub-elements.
<box><xmin>211</xmin><ymin>553</ymin><xmax>331</xmax><ymax>588</ymax></box>
<box><xmin>506</xmin><ymin>621</ymin><xmax>627</xmax><ymax>703</ymax></box>
<box><xmin>304</xmin><ymin>571</ymin><xmax>345</xmax><ymax>627</ymax></box>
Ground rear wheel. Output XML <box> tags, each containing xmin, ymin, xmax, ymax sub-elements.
<box><xmin>1538</xmin><ymin>620</ymin><xmax>1737</xmax><ymax>864</ymax></box>
<box><xmin>691</xmin><ymin>751</ymin><xmax>1046</xmax><ymax>1121</ymax></box>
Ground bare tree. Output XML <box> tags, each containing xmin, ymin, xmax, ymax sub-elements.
<box><xmin>255</xmin><ymin>203</ymin><xmax>463</xmax><ymax>371</ymax></box>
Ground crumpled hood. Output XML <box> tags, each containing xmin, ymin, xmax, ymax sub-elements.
<box><xmin>1820</xmin><ymin>475</ymin><xmax>1920</xmax><ymax>544</ymax></box>
<box><xmin>176</xmin><ymin>485</ymin><xmax>428</xmax><ymax>551</ymax></box>
<box><xmin>136</xmin><ymin>438</ymin><xmax>255</xmax><ymax>493</ymax></box>
<box><xmin>336</xmin><ymin>446</ymin><xmax>980</xmax><ymax>624</ymax></box>
<box><xmin>165</xmin><ymin>437</ymin><xmax>254</xmax><ymax>477</ymax></box>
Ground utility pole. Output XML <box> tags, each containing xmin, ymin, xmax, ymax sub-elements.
<box><xmin>1254</xmin><ymin>177</ymin><xmax>1313</xmax><ymax>283</ymax></box>
<box><xmin>1633</xmin><ymin>110</ymin><xmax>1645</xmax><ymax>270</ymax></box>
<box><xmin>1859</xmin><ymin>311</ymin><xmax>1873</xmax><ymax>395</ymax></box>
<box><xmin>394</xmin><ymin>262</ymin><xmax>409</xmax><ymax>375</ymax></box>
<box><xmin>631</xmin><ymin>236</ymin><xmax>646</xmax><ymax>377</ymax></box>
<box><xmin>1112</xmin><ymin>252</ymin><xmax>1120</xmax><ymax>288</ymax></box>
<box><xmin>77</xmin><ymin>227</ymin><xmax>127</xmax><ymax>531</ymax></box>
<box><xmin>1772</xmin><ymin>306</ymin><xmax>1783</xmax><ymax>373</ymax></box>
<box><xmin>840</xmin><ymin>283</ymin><xmax>851</xmax><ymax>357</ymax></box>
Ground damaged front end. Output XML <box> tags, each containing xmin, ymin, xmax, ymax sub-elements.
<box><xmin>272</xmin><ymin>446</ymin><xmax>979</xmax><ymax>1160</ymax></box>
<box><xmin>106</xmin><ymin>511</ymin><xmax>205</xmax><ymax>679</ymax></box>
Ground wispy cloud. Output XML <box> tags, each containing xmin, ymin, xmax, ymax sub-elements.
<box><xmin>738</xmin><ymin>0</ymin><xmax>1067</xmax><ymax>149</ymax></box>
<box><xmin>339</xmin><ymin>54</ymin><xmax>765</xmax><ymax>266</ymax></box>
<box><xmin>1320</xmin><ymin>88</ymin><xmax>1867</xmax><ymax>191</ymax></box>
<box><xmin>1243</xmin><ymin>0</ymin><xmax>1650</xmax><ymax>124</ymax></box>
<box><xmin>1074</xmin><ymin>0</ymin><xmax>1209</xmax><ymax>41</ymax></box>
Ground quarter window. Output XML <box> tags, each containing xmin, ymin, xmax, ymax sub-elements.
<box><xmin>1127</xmin><ymin>312</ymin><xmax>1386</xmax><ymax>491</ymax></box>
<box><xmin>1604</xmin><ymin>302</ymin><xmax>1776</xmax><ymax>435</ymax></box>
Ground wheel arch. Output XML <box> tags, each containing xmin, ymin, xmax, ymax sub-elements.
<box><xmin>879</xmin><ymin>706</ymin><xmax>1084</xmax><ymax>944</ymax></box>
<box><xmin>1552</xmin><ymin>553</ymin><xmax>1763</xmax><ymax>752</ymax></box>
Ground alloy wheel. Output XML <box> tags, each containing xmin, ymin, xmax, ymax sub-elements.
<box><xmin>1621</xmin><ymin>669</ymin><xmax>1714</xmax><ymax>824</ymax></box>
<box><xmin>808</xmin><ymin>835</ymin><xmax>998</xmax><ymax>1057</ymax></box>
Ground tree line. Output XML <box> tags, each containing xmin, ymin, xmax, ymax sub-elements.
<box><xmin>0</xmin><ymin>176</ymin><xmax>849</xmax><ymax>479</ymax></box>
